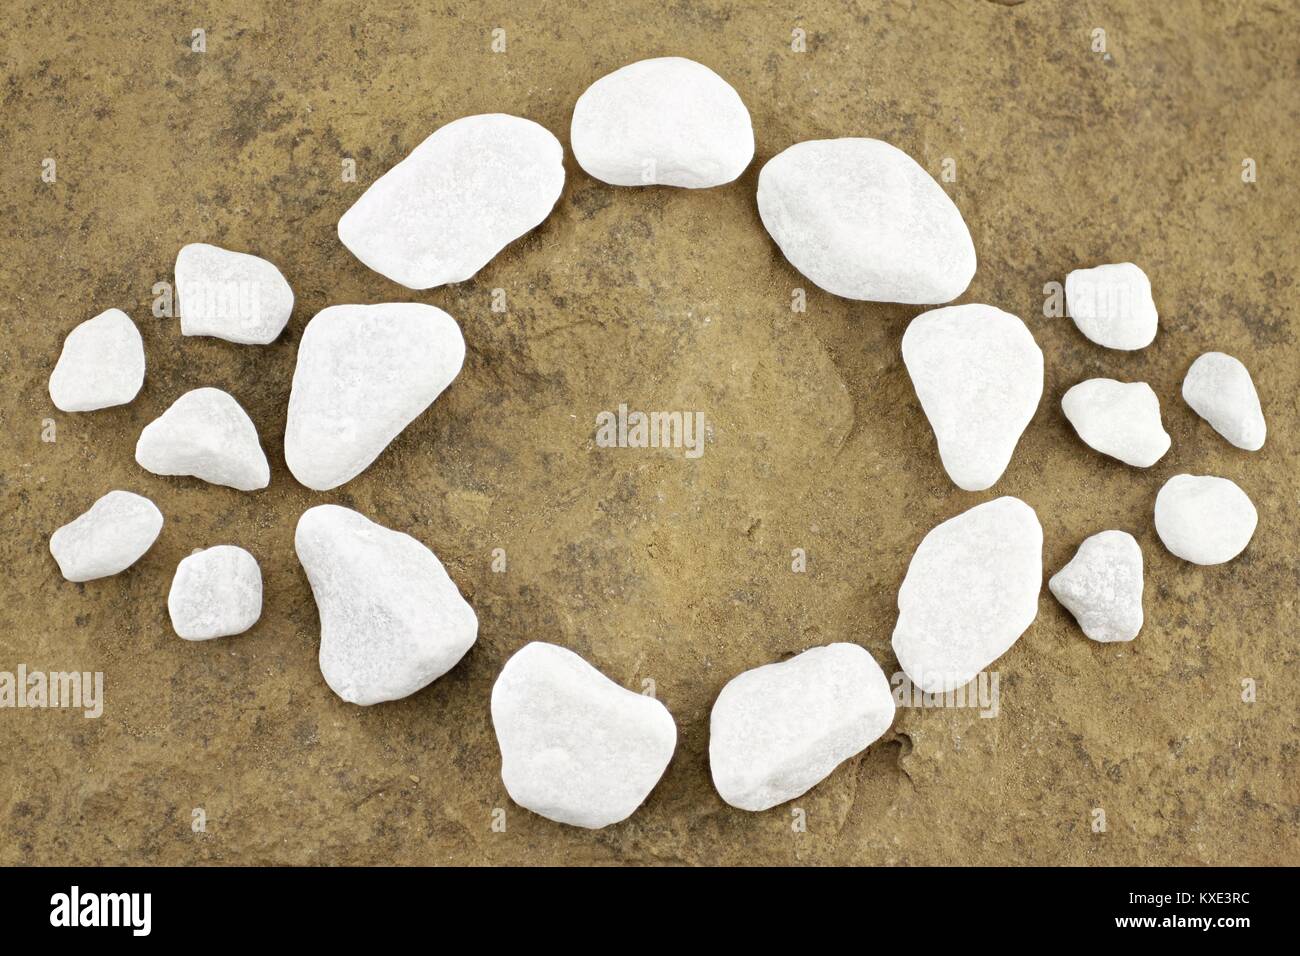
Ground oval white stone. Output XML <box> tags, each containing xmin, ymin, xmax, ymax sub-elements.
<box><xmin>168</xmin><ymin>545</ymin><xmax>262</xmax><ymax>640</ymax></box>
<box><xmin>1154</xmin><ymin>474</ymin><xmax>1257</xmax><ymax>565</ymax></box>
<box><xmin>1181</xmin><ymin>351</ymin><xmax>1266</xmax><ymax>451</ymax></box>
<box><xmin>175</xmin><ymin>243</ymin><xmax>294</xmax><ymax>345</ymax></box>
<box><xmin>338</xmin><ymin>113</ymin><xmax>565</xmax><ymax>289</ymax></box>
<box><xmin>284</xmin><ymin>303</ymin><xmax>465</xmax><ymax>491</ymax></box>
<box><xmin>1061</xmin><ymin>378</ymin><xmax>1171</xmax><ymax>467</ymax></box>
<box><xmin>1065</xmin><ymin>262</ymin><xmax>1158</xmax><ymax>350</ymax></box>
<box><xmin>295</xmin><ymin>504</ymin><xmax>478</xmax><ymax>705</ymax></box>
<box><xmin>892</xmin><ymin>497</ymin><xmax>1043</xmax><ymax>693</ymax></box>
<box><xmin>709</xmin><ymin>643</ymin><xmax>895</xmax><ymax>812</ymax></box>
<box><xmin>902</xmin><ymin>304</ymin><xmax>1043</xmax><ymax>491</ymax></box>
<box><xmin>1048</xmin><ymin>530</ymin><xmax>1143</xmax><ymax>643</ymax></box>
<box><xmin>491</xmin><ymin>642</ymin><xmax>677</xmax><ymax>829</ymax></box>
<box><xmin>135</xmin><ymin>387</ymin><xmax>270</xmax><ymax>491</ymax></box>
<box><xmin>757</xmin><ymin>137</ymin><xmax>976</xmax><ymax>303</ymax></box>
<box><xmin>48</xmin><ymin>308</ymin><xmax>145</xmax><ymax>412</ymax></box>
<box><xmin>571</xmin><ymin>56</ymin><xmax>754</xmax><ymax>188</ymax></box>
<box><xmin>50</xmin><ymin>490</ymin><xmax>163</xmax><ymax>582</ymax></box>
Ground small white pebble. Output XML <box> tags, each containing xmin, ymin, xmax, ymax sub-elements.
<box><xmin>1061</xmin><ymin>378</ymin><xmax>1170</xmax><ymax>467</ymax></box>
<box><xmin>175</xmin><ymin>243</ymin><xmax>294</xmax><ymax>344</ymax></box>
<box><xmin>50</xmin><ymin>490</ymin><xmax>163</xmax><ymax>582</ymax></box>
<box><xmin>48</xmin><ymin>308</ymin><xmax>145</xmax><ymax>412</ymax></box>
<box><xmin>1049</xmin><ymin>530</ymin><xmax>1143</xmax><ymax>642</ymax></box>
<box><xmin>168</xmin><ymin>545</ymin><xmax>262</xmax><ymax>640</ymax></box>
<box><xmin>135</xmin><ymin>387</ymin><xmax>270</xmax><ymax>491</ymax></box>
<box><xmin>1182</xmin><ymin>351</ymin><xmax>1266</xmax><ymax>451</ymax></box>
<box><xmin>1154</xmin><ymin>474</ymin><xmax>1257</xmax><ymax>565</ymax></box>
<box><xmin>1065</xmin><ymin>262</ymin><xmax>1158</xmax><ymax>350</ymax></box>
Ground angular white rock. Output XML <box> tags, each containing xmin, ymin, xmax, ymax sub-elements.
<box><xmin>902</xmin><ymin>304</ymin><xmax>1044</xmax><ymax>491</ymax></box>
<box><xmin>709</xmin><ymin>643</ymin><xmax>895</xmax><ymax>812</ymax></box>
<box><xmin>1154</xmin><ymin>474</ymin><xmax>1257</xmax><ymax>565</ymax></box>
<box><xmin>1065</xmin><ymin>262</ymin><xmax>1158</xmax><ymax>350</ymax></box>
<box><xmin>757</xmin><ymin>137</ymin><xmax>976</xmax><ymax>304</ymax></box>
<box><xmin>892</xmin><ymin>497</ymin><xmax>1042</xmax><ymax>693</ymax></box>
<box><xmin>136</xmin><ymin>387</ymin><xmax>270</xmax><ymax>491</ymax></box>
<box><xmin>284</xmin><ymin>303</ymin><xmax>465</xmax><ymax>491</ymax></box>
<box><xmin>1048</xmin><ymin>531</ymin><xmax>1143</xmax><ymax>643</ymax></box>
<box><xmin>295</xmin><ymin>504</ymin><xmax>477</xmax><ymax>705</ymax></box>
<box><xmin>491</xmin><ymin>642</ymin><xmax>677</xmax><ymax>829</ymax></box>
<box><xmin>50</xmin><ymin>490</ymin><xmax>163</xmax><ymax>582</ymax></box>
<box><xmin>571</xmin><ymin>56</ymin><xmax>754</xmax><ymax>188</ymax></box>
<box><xmin>1182</xmin><ymin>352</ymin><xmax>1266</xmax><ymax>451</ymax></box>
<box><xmin>338</xmin><ymin>113</ymin><xmax>565</xmax><ymax>290</ymax></box>
<box><xmin>48</xmin><ymin>308</ymin><xmax>145</xmax><ymax>412</ymax></box>
<box><xmin>168</xmin><ymin>545</ymin><xmax>262</xmax><ymax>640</ymax></box>
<box><xmin>1061</xmin><ymin>378</ymin><xmax>1171</xmax><ymax>467</ymax></box>
<box><xmin>175</xmin><ymin>243</ymin><xmax>294</xmax><ymax>344</ymax></box>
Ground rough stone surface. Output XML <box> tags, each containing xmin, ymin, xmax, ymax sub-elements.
<box><xmin>1154</xmin><ymin>474</ymin><xmax>1258</xmax><ymax>565</ymax></box>
<box><xmin>1065</xmin><ymin>262</ymin><xmax>1158</xmax><ymax>350</ymax></box>
<box><xmin>571</xmin><ymin>56</ymin><xmax>754</xmax><ymax>188</ymax></box>
<box><xmin>168</xmin><ymin>545</ymin><xmax>263</xmax><ymax>640</ymax></box>
<box><xmin>135</xmin><ymin>387</ymin><xmax>270</xmax><ymax>491</ymax></box>
<box><xmin>1182</xmin><ymin>351</ymin><xmax>1267</xmax><ymax>451</ymax></box>
<box><xmin>175</xmin><ymin>243</ymin><xmax>294</xmax><ymax>344</ymax></box>
<box><xmin>709</xmin><ymin>643</ymin><xmax>895</xmax><ymax>811</ymax></box>
<box><xmin>1049</xmin><ymin>531</ymin><xmax>1144</xmax><ymax>643</ymax></box>
<box><xmin>902</xmin><ymin>304</ymin><xmax>1043</xmax><ymax>490</ymax></box>
<box><xmin>1061</xmin><ymin>378</ymin><xmax>1171</xmax><ymax>467</ymax></box>
<box><xmin>295</xmin><ymin>504</ymin><xmax>478</xmax><ymax>705</ymax></box>
<box><xmin>49</xmin><ymin>490</ymin><xmax>163</xmax><ymax>582</ymax></box>
<box><xmin>48</xmin><ymin>308</ymin><xmax>145</xmax><ymax>412</ymax></box>
<box><xmin>491</xmin><ymin>641</ymin><xmax>677</xmax><ymax>829</ymax></box>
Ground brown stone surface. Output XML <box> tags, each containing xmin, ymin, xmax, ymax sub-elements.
<box><xmin>1</xmin><ymin>1</ymin><xmax>1297</xmax><ymax>865</ymax></box>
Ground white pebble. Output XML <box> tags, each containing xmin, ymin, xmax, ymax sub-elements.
<box><xmin>1061</xmin><ymin>378</ymin><xmax>1170</xmax><ymax>467</ymax></box>
<box><xmin>757</xmin><ymin>137</ymin><xmax>976</xmax><ymax>303</ymax></box>
<box><xmin>1065</xmin><ymin>262</ymin><xmax>1158</xmax><ymax>349</ymax></box>
<box><xmin>295</xmin><ymin>505</ymin><xmax>477</xmax><ymax>705</ymax></box>
<box><xmin>571</xmin><ymin>56</ymin><xmax>754</xmax><ymax>188</ymax></box>
<box><xmin>892</xmin><ymin>497</ymin><xmax>1042</xmax><ymax>693</ymax></box>
<box><xmin>284</xmin><ymin>303</ymin><xmax>465</xmax><ymax>491</ymax></box>
<box><xmin>338</xmin><ymin>113</ymin><xmax>565</xmax><ymax>289</ymax></box>
<box><xmin>168</xmin><ymin>545</ymin><xmax>262</xmax><ymax>640</ymax></box>
<box><xmin>491</xmin><ymin>642</ymin><xmax>677</xmax><ymax>829</ymax></box>
<box><xmin>902</xmin><ymin>304</ymin><xmax>1043</xmax><ymax>491</ymax></box>
<box><xmin>1182</xmin><ymin>351</ymin><xmax>1266</xmax><ymax>451</ymax></box>
<box><xmin>135</xmin><ymin>387</ymin><xmax>270</xmax><ymax>491</ymax></box>
<box><xmin>709</xmin><ymin>644</ymin><xmax>895</xmax><ymax>812</ymax></box>
<box><xmin>50</xmin><ymin>490</ymin><xmax>163</xmax><ymax>582</ymax></box>
<box><xmin>1048</xmin><ymin>531</ymin><xmax>1143</xmax><ymax>643</ymax></box>
<box><xmin>175</xmin><ymin>243</ymin><xmax>294</xmax><ymax>344</ymax></box>
<box><xmin>1154</xmin><ymin>474</ymin><xmax>1257</xmax><ymax>565</ymax></box>
<box><xmin>48</xmin><ymin>308</ymin><xmax>145</xmax><ymax>412</ymax></box>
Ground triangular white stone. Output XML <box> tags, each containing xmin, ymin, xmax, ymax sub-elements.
<box><xmin>136</xmin><ymin>388</ymin><xmax>269</xmax><ymax>491</ymax></box>
<box><xmin>48</xmin><ymin>308</ymin><xmax>145</xmax><ymax>412</ymax></box>
<box><xmin>1061</xmin><ymin>378</ymin><xmax>1170</xmax><ymax>467</ymax></box>
<box><xmin>1049</xmin><ymin>531</ymin><xmax>1143</xmax><ymax>642</ymax></box>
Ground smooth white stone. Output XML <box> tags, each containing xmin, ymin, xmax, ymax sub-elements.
<box><xmin>48</xmin><ymin>308</ymin><xmax>145</xmax><ymax>412</ymax></box>
<box><xmin>175</xmin><ymin>243</ymin><xmax>294</xmax><ymax>344</ymax></box>
<box><xmin>295</xmin><ymin>505</ymin><xmax>477</xmax><ymax>705</ymax></box>
<box><xmin>709</xmin><ymin>643</ymin><xmax>895</xmax><ymax>812</ymax></box>
<box><xmin>491</xmin><ymin>642</ymin><xmax>677</xmax><ymax>829</ymax></box>
<box><xmin>1061</xmin><ymin>378</ymin><xmax>1171</xmax><ymax>467</ymax></box>
<box><xmin>338</xmin><ymin>113</ymin><xmax>565</xmax><ymax>290</ymax></box>
<box><xmin>571</xmin><ymin>56</ymin><xmax>754</xmax><ymax>188</ymax></box>
<box><xmin>1048</xmin><ymin>531</ymin><xmax>1143</xmax><ymax>643</ymax></box>
<box><xmin>756</xmin><ymin>137</ymin><xmax>976</xmax><ymax>304</ymax></box>
<box><xmin>892</xmin><ymin>497</ymin><xmax>1042</xmax><ymax>693</ymax></box>
<box><xmin>902</xmin><ymin>304</ymin><xmax>1044</xmax><ymax>491</ymax></box>
<box><xmin>1182</xmin><ymin>352</ymin><xmax>1266</xmax><ymax>451</ymax></box>
<box><xmin>284</xmin><ymin>303</ymin><xmax>465</xmax><ymax>491</ymax></box>
<box><xmin>1065</xmin><ymin>262</ymin><xmax>1158</xmax><ymax>350</ymax></box>
<box><xmin>50</xmin><ymin>490</ymin><xmax>163</xmax><ymax>582</ymax></box>
<box><xmin>1154</xmin><ymin>474</ymin><xmax>1257</xmax><ymax>565</ymax></box>
<box><xmin>135</xmin><ymin>388</ymin><xmax>270</xmax><ymax>491</ymax></box>
<box><xmin>168</xmin><ymin>545</ymin><xmax>262</xmax><ymax>640</ymax></box>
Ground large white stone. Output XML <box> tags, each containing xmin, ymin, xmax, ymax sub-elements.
<box><xmin>295</xmin><ymin>504</ymin><xmax>477</xmax><ymax>705</ymax></box>
<box><xmin>135</xmin><ymin>387</ymin><xmax>270</xmax><ymax>491</ymax></box>
<box><xmin>491</xmin><ymin>642</ymin><xmax>677</xmax><ymax>829</ymax></box>
<box><xmin>175</xmin><ymin>243</ymin><xmax>294</xmax><ymax>344</ymax></box>
<box><xmin>709</xmin><ymin>643</ymin><xmax>895</xmax><ymax>812</ymax></box>
<box><xmin>338</xmin><ymin>113</ymin><xmax>565</xmax><ymax>290</ymax></box>
<box><xmin>892</xmin><ymin>497</ymin><xmax>1042</xmax><ymax>693</ymax></box>
<box><xmin>284</xmin><ymin>303</ymin><xmax>465</xmax><ymax>491</ymax></box>
<box><xmin>1048</xmin><ymin>531</ymin><xmax>1143</xmax><ymax>643</ymax></box>
<box><xmin>1182</xmin><ymin>351</ymin><xmax>1266</xmax><ymax>451</ymax></box>
<box><xmin>902</xmin><ymin>304</ymin><xmax>1043</xmax><ymax>491</ymax></box>
<box><xmin>48</xmin><ymin>308</ymin><xmax>145</xmax><ymax>412</ymax></box>
<box><xmin>1061</xmin><ymin>378</ymin><xmax>1170</xmax><ymax>467</ymax></box>
<box><xmin>571</xmin><ymin>56</ymin><xmax>754</xmax><ymax>188</ymax></box>
<box><xmin>50</xmin><ymin>490</ymin><xmax>163</xmax><ymax>582</ymax></box>
<box><xmin>1154</xmin><ymin>474</ymin><xmax>1257</xmax><ymax>565</ymax></box>
<box><xmin>168</xmin><ymin>545</ymin><xmax>262</xmax><ymax>640</ymax></box>
<box><xmin>1065</xmin><ymin>262</ymin><xmax>1158</xmax><ymax>350</ymax></box>
<box><xmin>756</xmin><ymin>137</ymin><xmax>976</xmax><ymax>303</ymax></box>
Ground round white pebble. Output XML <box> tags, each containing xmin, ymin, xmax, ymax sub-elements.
<box><xmin>168</xmin><ymin>545</ymin><xmax>262</xmax><ymax>640</ymax></box>
<box><xmin>1154</xmin><ymin>474</ymin><xmax>1257</xmax><ymax>565</ymax></box>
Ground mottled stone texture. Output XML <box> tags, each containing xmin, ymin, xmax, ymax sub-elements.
<box><xmin>1</xmin><ymin>0</ymin><xmax>1297</xmax><ymax>865</ymax></box>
